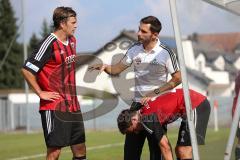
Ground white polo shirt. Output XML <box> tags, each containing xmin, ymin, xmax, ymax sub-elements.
<box><xmin>121</xmin><ymin>39</ymin><xmax>179</xmax><ymax>101</ymax></box>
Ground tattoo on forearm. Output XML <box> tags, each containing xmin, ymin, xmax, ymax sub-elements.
<box><xmin>160</xmin><ymin>81</ymin><xmax>177</xmax><ymax>93</ymax></box>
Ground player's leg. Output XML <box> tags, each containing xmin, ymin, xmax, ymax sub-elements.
<box><xmin>195</xmin><ymin>98</ymin><xmax>211</xmax><ymax>145</ymax></box>
<box><xmin>69</xmin><ymin>111</ymin><xmax>86</xmax><ymax>160</ymax></box>
<box><xmin>146</xmin><ymin>124</ymin><xmax>170</xmax><ymax>160</ymax></box>
<box><xmin>71</xmin><ymin>143</ymin><xmax>86</xmax><ymax>160</ymax></box>
<box><xmin>175</xmin><ymin>118</ymin><xmax>192</xmax><ymax>160</ymax></box>
<box><xmin>147</xmin><ymin>133</ymin><xmax>164</xmax><ymax>160</ymax></box>
<box><xmin>175</xmin><ymin>146</ymin><xmax>192</xmax><ymax>160</ymax></box>
<box><xmin>175</xmin><ymin>98</ymin><xmax>210</xmax><ymax>160</ymax></box>
<box><xmin>124</xmin><ymin>130</ymin><xmax>146</xmax><ymax>160</ymax></box>
<box><xmin>47</xmin><ymin>147</ymin><xmax>61</xmax><ymax>160</ymax></box>
<box><xmin>160</xmin><ymin>135</ymin><xmax>174</xmax><ymax>160</ymax></box>
<box><xmin>40</xmin><ymin>110</ymin><xmax>65</xmax><ymax>159</ymax></box>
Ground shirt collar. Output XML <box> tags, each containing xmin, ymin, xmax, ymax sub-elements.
<box><xmin>140</xmin><ymin>38</ymin><xmax>161</xmax><ymax>53</ymax></box>
<box><xmin>51</xmin><ymin>33</ymin><xmax>69</xmax><ymax>46</ymax></box>
<box><xmin>152</xmin><ymin>39</ymin><xmax>161</xmax><ymax>53</ymax></box>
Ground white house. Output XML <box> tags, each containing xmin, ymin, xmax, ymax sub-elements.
<box><xmin>184</xmin><ymin>40</ymin><xmax>232</xmax><ymax>96</ymax></box>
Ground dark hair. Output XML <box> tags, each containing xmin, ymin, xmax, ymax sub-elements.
<box><xmin>117</xmin><ymin>109</ymin><xmax>137</xmax><ymax>134</ymax></box>
<box><xmin>53</xmin><ymin>6</ymin><xmax>76</xmax><ymax>30</ymax></box>
<box><xmin>140</xmin><ymin>16</ymin><xmax>162</xmax><ymax>33</ymax></box>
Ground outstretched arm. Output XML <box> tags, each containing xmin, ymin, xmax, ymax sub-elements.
<box><xmin>88</xmin><ymin>61</ymin><xmax>129</xmax><ymax>76</ymax></box>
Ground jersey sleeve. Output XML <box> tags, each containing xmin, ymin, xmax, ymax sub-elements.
<box><xmin>22</xmin><ymin>35</ymin><xmax>55</xmax><ymax>75</ymax></box>
<box><xmin>166</xmin><ymin>50</ymin><xmax>180</xmax><ymax>74</ymax></box>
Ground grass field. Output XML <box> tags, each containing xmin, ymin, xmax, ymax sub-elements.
<box><xmin>0</xmin><ymin>128</ymin><xmax>235</xmax><ymax>160</ymax></box>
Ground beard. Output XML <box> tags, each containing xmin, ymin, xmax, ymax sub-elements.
<box><xmin>137</xmin><ymin>36</ymin><xmax>143</xmax><ymax>42</ymax></box>
<box><xmin>138</xmin><ymin>36</ymin><xmax>152</xmax><ymax>44</ymax></box>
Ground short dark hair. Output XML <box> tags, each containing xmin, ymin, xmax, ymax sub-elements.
<box><xmin>117</xmin><ymin>109</ymin><xmax>137</xmax><ymax>134</ymax></box>
<box><xmin>53</xmin><ymin>6</ymin><xmax>76</xmax><ymax>30</ymax></box>
<box><xmin>140</xmin><ymin>16</ymin><xmax>162</xmax><ymax>33</ymax></box>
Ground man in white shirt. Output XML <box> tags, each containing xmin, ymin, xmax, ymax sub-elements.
<box><xmin>89</xmin><ymin>16</ymin><xmax>181</xmax><ymax>160</ymax></box>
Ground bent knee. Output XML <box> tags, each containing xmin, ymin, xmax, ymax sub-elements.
<box><xmin>47</xmin><ymin>147</ymin><xmax>61</xmax><ymax>159</ymax></box>
<box><xmin>71</xmin><ymin>143</ymin><xmax>86</xmax><ymax>157</ymax></box>
<box><xmin>175</xmin><ymin>146</ymin><xmax>192</xmax><ymax>159</ymax></box>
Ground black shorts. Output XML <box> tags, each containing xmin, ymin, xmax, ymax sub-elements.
<box><xmin>40</xmin><ymin>110</ymin><xmax>85</xmax><ymax>148</ymax></box>
<box><xmin>177</xmin><ymin>99</ymin><xmax>211</xmax><ymax>146</ymax></box>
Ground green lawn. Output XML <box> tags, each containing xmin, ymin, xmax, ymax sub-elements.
<box><xmin>0</xmin><ymin>128</ymin><xmax>235</xmax><ymax>160</ymax></box>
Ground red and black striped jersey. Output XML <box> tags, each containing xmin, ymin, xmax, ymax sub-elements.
<box><xmin>23</xmin><ymin>33</ymin><xmax>80</xmax><ymax>112</ymax></box>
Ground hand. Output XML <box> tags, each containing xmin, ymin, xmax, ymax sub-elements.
<box><xmin>140</xmin><ymin>91</ymin><xmax>156</xmax><ymax>105</ymax></box>
<box><xmin>38</xmin><ymin>91</ymin><xmax>61</xmax><ymax>101</ymax></box>
<box><xmin>140</xmin><ymin>96</ymin><xmax>152</xmax><ymax>106</ymax></box>
<box><xmin>88</xmin><ymin>64</ymin><xmax>108</xmax><ymax>74</ymax></box>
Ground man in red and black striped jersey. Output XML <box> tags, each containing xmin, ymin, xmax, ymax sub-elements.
<box><xmin>117</xmin><ymin>89</ymin><xmax>211</xmax><ymax>160</ymax></box>
<box><xmin>21</xmin><ymin>7</ymin><xmax>86</xmax><ymax>160</ymax></box>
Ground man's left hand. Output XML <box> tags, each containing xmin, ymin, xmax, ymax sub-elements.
<box><xmin>140</xmin><ymin>91</ymin><xmax>156</xmax><ymax>105</ymax></box>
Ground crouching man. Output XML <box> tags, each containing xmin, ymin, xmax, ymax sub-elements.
<box><xmin>117</xmin><ymin>89</ymin><xmax>211</xmax><ymax>160</ymax></box>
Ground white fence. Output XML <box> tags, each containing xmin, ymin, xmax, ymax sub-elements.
<box><xmin>0</xmin><ymin>96</ymin><xmax>235</xmax><ymax>132</ymax></box>
<box><xmin>0</xmin><ymin>98</ymin><xmax>41</xmax><ymax>131</ymax></box>
<box><xmin>0</xmin><ymin>98</ymin><xmax>10</xmax><ymax>131</ymax></box>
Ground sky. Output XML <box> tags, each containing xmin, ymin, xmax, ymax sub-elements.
<box><xmin>10</xmin><ymin>0</ymin><xmax>240</xmax><ymax>52</ymax></box>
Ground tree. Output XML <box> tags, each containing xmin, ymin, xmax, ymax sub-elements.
<box><xmin>0</xmin><ymin>0</ymin><xmax>23</xmax><ymax>89</ymax></box>
<box><xmin>28</xmin><ymin>19</ymin><xmax>52</xmax><ymax>55</ymax></box>
<box><xmin>28</xmin><ymin>33</ymin><xmax>40</xmax><ymax>56</ymax></box>
<box><xmin>40</xmin><ymin>19</ymin><xmax>52</xmax><ymax>39</ymax></box>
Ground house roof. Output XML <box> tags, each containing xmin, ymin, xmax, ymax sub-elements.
<box><xmin>194</xmin><ymin>49</ymin><xmax>223</xmax><ymax>62</ymax></box>
<box><xmin>186</xmin><ymin>68</ymin><xmax>212</xmax><ymax>85</ymax></box>
<box><xmin>194</xmin><ymin>44</ymin><xmax>240</xmax><ymax>65</ymax></box>
<box><xmin>193</xmin><ymin>32</ymin><xmax>240</xmax><ymax>53</ymax></box>
<box><xmin>194</xmin><ymin>48</ymin><xmax>239</xmax><ymax>76</ymax></box>
<box><xmin>223</xmin><ymin>54</ymin><xmax>240</xmax><ymax>63</ymax></box>
<box><xmin>203</xmin><ymin>56</ymin><xmax>238</xmax><ymax>82</ymax></box>
<box><xmin>192</xmin><ymin>40</ymin><xmax>221</xmax><ymax>54</ymax></box>
<box><xmin>191</xmin><ymin>32</ymin><xmax>240</xmax><ymax>75</ymax></box>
